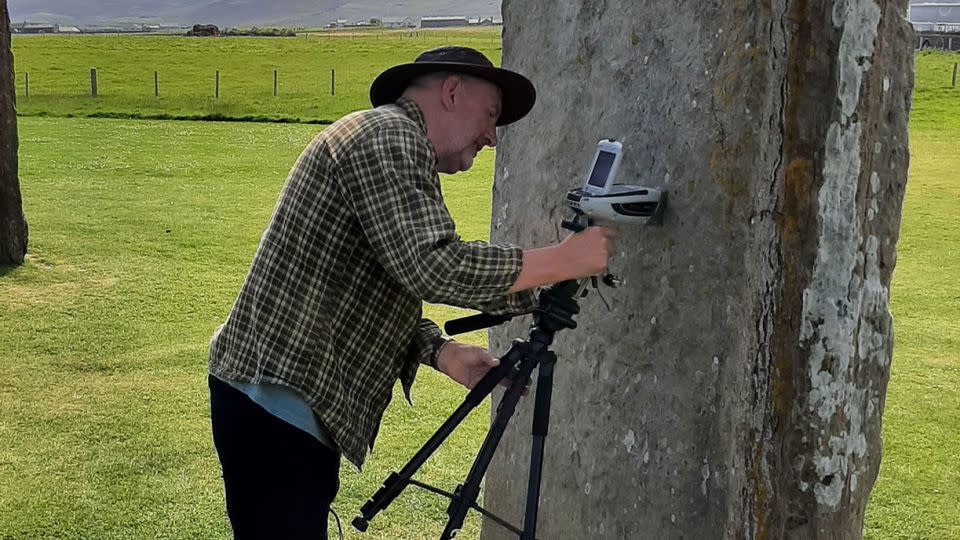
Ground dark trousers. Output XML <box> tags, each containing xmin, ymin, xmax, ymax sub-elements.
<box><xmin>209</xmin><ymin>375</ymin><xmax>341</xmax><ymax>540</ymax></box>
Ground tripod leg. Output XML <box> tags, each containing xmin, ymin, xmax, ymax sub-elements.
<box><xmin>521</xmin><ymin>352</ymin><xmax>556</xmax><ymax>540</ymax></box>
<box><xmin>353</xmin><ymin>346</ymin><xmax>525</xmax><ymax>532</ymax></box>
<box><xmin>440</xmin><ymin>347</ymin><xmax>541</xmax><ymax>539</ymax></box>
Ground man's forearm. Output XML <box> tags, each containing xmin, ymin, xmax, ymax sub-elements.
<box><xmin>507</xmin><ymin>246</ymin><xmax>565</xmax><ymax>293</ymax></box>
<box><xmin>507</xmin><ymin>226</ymin><xmax>616</xmax><ymax>294</ymax></box>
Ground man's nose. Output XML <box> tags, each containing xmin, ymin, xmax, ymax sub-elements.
<box><xmin>483</xmin><ymin>126</ymin><xmax>497</xmax><ymax>148</ymax></box>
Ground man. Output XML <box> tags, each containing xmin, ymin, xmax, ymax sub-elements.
<box><xmin>208</xmin><ymin>46</ymin><xmax>615</xmax><ymax>539</ymax></box>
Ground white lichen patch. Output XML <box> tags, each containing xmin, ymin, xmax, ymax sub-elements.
<box><xmin>832</xmin><ymin>0</ymin><xmax>882</xmax><ymax>120</ymax></box>
<box><xmin>623</xmin><ymin>429</ymin><xmax>637</xmax><ymax>454</ymax></box>
<box><xmin>802</xmin><ymin>121</ymin><xmax>864</xmax><ymax>416</ymax></box>
<box><xmin>868</xmin><ymin>174</ymin><xmax>880</xmax><ymax>221</ymax></box>
<box><xmin>700</xmin><ymin>463</ymin><xmax>711</xmax><ymax>496</ymax></box>
<box><xmin>858</xmin><ymin>235</ymin><xmax>889</xmax><ymax>367</ymax></box>
<box><xmin>800</xmin><ymin>0</ymin><xmax>885</xmax><ymax>509</ymax></box>
<box><xmin>494</xmin><ymin>196</ymin><xmax>509</xmax><ymax>230</ymax></box>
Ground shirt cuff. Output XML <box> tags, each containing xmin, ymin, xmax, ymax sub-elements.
<box><xmin>409</xmin><ymin>319</ymin><xmax>445</xmax><ymax>368</ymax></box>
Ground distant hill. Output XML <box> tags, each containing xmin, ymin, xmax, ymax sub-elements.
<box><xmin>10</xmin><ymin>0</ymin><xmax>951</xmax><ymax>27</ymax></box>
<box><xmin>6</xmin><ymin>0</ymin><xmax>501</xmax><ymax>27</ymax></box>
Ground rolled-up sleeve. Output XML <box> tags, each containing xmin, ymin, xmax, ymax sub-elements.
<box><xmin>340</xmin><ymin>127</ymin><xmax>536</xmax><ymax>314</ymax></box>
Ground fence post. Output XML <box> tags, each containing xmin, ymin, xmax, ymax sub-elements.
<box><xmin>154</xmin><ymin>71</ymin><xmax>159</xmax><ymax>97</ymax></box>
<box><xmin>90</xmin><ymin>68</ymin><xmax>98</xmax><ymax>97</ymax></box>
<box><xmin>953</xmin><ymin>62</ymin><xmax>958</xmax><ymax>89</ymax></box>
<box><xmin>331</xmin><ymin>68</ymin><xmax>335</xmax><ymax>96</ymax></box>
<box><xmin>215</xmin><ymin>69</ymin><xmax>220</xmax><ymax>98</ymax></box>
<box><xmin>274</xmin><ymin>68</ymin><xmax>278</xmax><ymax>97</ymax></box>
<box><xmin>24</xmin><ymin>72</ymin><xmax>28</xmax><ymax>98</ymax></box>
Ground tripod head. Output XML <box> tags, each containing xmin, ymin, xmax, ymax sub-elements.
<box><xmin>444</xmin><ymin>279</ymin><xmax>581</xmax><ymax>336</ymax></box>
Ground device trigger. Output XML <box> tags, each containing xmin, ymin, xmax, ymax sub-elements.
<box><xmin>561</xmin><ymin>219</ymin><xmax>584</xmax><ymax>232</ymax></box>
<box><xmin>603</xmin><ymin>273</ymin><xmax>621</xmax><ymax>288</ymax></box>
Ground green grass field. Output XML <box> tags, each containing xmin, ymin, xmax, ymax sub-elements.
<box><xmin>9</xmin><ymin>29</ymin><xmax>500</xmax><ymax>123</ymax></box>
<box><xmin>1</xmin><ymin>33</ymin><xmax>958</xmax><ymax>539</ymax></box>
<box><xmin>863</xmin><ymin>127</ymin><xmax>960</xmax><ymax>540</ymax></box>
<box><xmin>0</xmin><ymin>117</ymin><xmax>499</xmax><ymax>539</ymax></box>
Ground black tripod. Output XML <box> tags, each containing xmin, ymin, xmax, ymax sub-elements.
<box><xmin>352</xmin><ymin>279</ymin><xmax>583</xmax><ymax>539</ymax></box>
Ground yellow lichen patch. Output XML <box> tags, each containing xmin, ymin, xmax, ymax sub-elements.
<box><xmin>709</xmin><ymin>141</ymin><xmax>750</xmax><ymax>196</ymax></box>
<box><xmin>715</xmin><ymin>50</ymin><xmax>743</xmax><ymax>109</ymax></box>
<box><xmin>749</xmin><ymin>432</ymin><xmax>771</xmax><ymax>539</ymax></box>
<box><xmin>779</xmin><ymin>158</ymin><xmax>815</xmax><ymax>240</ymax></box>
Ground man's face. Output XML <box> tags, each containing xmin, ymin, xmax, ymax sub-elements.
<box><xmin>436</xmin><ymin>76</ymin><xmax>501</xmax><ymax>174</ymax></box>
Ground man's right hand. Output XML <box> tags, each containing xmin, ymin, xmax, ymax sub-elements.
<box><xmin>556</xmin><ymin>226</ymin><xmax>617</xmax><ymax>278</ymax></box>
<box><xmin>508</xmin><ymin>226</ymin><xmax>617</xmax><ymax>293</ymax></box>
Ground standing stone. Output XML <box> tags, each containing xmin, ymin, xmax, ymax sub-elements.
<box><xmin>0</xmin><ymin>0</ymin><xmax>27</xmax><ymax>266</ymax></box>
<box><xmin>483</xmin><ymin>1</ymin><xmax>912</xmax><ymax>538</ymax></box>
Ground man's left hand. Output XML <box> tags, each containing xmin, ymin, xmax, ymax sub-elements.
<box><xmin>435</xmin><ymin>341</ymin><xmax>502</xmax><ymax>390</ymax></box>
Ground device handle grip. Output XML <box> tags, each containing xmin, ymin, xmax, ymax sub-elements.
<box><xmin>560</xmin><ymin>219</ymin><xmax>586</xmax><ymax>233</ymax></box>
<box><xmin>444</xmin><ymin>313</ymin><xmax>514</xmax><ymax>335</ymax></box>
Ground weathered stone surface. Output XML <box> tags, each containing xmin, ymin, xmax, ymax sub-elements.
<box><xmin>0</xmin><ymin>0</ymin><xmax>27</xmax><ymax>266</ymax></box>
<box><xmin>482</xmin><ymin>1</ymin><xmax>912</xmax><ymax>538</ymax></box>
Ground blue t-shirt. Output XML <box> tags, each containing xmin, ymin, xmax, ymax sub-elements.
<box><xmin>217</xmin><ymin>375</ymin><xmax>336</xmax><ymax>450</ymax></box>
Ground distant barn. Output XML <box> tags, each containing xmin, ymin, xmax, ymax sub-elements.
<box><xmin>15</xmin><ymin>23</ymin><xmax>57</xmax><ymax>34</ymax></box>
<box><xmin>381</xmin><ymin>17</ymin><xmax>416</xmax><ymax>29</ymax></box>
<box><xmin>420</xmin><ymin>16</ymin><xmax>470</xmax><ymax>28</ymax></box>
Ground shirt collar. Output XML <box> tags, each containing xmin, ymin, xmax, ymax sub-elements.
<box><xmin>395</xmin><ymin>97</ymin><xmax>427</xmax><ymax>136</ymax></box>
<box><xmin>394</xmin><ymin>97</ymin><xmax>438</xmax><ymax>168</ymax></box>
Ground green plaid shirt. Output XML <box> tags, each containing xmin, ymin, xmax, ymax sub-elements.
<box><xmin>209</xmin><ymin>98</ymin><xmax>537</xmax><ymax>467</ymax></box>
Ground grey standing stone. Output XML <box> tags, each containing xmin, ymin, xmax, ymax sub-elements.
<box><xmin>482</xmin><ymin>1</ymin><xmax>912</xmax><ymax>538</ymax></box>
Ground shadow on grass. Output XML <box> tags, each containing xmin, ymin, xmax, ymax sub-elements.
<box><xmin>0</xmin><ymin>263</ymin><xmax>22</xmax><ymax>278</ymax></box>
<box><xmin>20</xmin><ymin>110</ymin><xmax>336</xmax><ymax>125</ymax></box>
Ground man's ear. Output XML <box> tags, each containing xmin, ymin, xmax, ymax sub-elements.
<box><xmin>439</xmin><ymin>75</ymin><xmax>462</xmax><ymax>113</ymax></box>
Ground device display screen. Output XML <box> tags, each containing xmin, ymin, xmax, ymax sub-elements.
<box><xmin>587</xmin><ymin>151</ymin><xmax>617</xmax><ymax>189</ymax></box>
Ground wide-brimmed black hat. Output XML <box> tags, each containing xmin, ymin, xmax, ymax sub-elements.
<box><xmin>370</xmin><ymin>46</ymin><xmax>536</xmax><ymax>126</ymax></box>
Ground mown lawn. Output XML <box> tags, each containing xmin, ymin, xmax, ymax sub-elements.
<box><xmin>0</xmin><ymin>117</ymin><xmax>500</xmax><ymax>539</ymax></box>
<box><xmin>862</xmin><ymin>126</ymin><xmax>960</xmax><ymax>540</ymax></box>
<box><xmin>860</xmin><ymin>50</ymin><xmax>960</xmax><ymax>540</ymax></box>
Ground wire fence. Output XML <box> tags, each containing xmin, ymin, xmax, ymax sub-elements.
<box><xmin>9</xmin><ymin>29</ymin><xmax>503</xmax><ymax>121</ymax></box>
<box><xmin>11</xmin><ymin>31</ymin><xmax>502</xmax><ymax>100</ymax></box>
<box><xmin>16</xmin><ymin>67</ymin><xmax>341</xmax><ymax>98</ymax></box>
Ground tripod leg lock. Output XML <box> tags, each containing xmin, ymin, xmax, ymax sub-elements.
<box><xmin>353</xmin><ymin>472</ymin><xmax>404</xmax><ymax>532</ymax></box>
<box><xmin>351</xmin><ymin>516</ymin><xmax>369</xmax><ymax>532</ymax></box>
